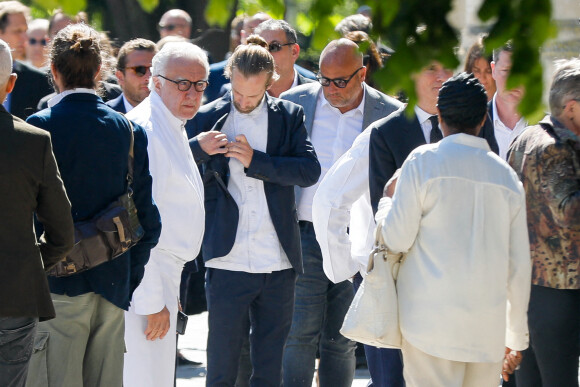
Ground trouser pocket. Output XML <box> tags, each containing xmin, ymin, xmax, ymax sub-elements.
<box><xmin>25</xmin><ymin>331</ymin><xmax>49</xmax><ymax>387</ymax></box>
<box><xmin>0</xmin><ymin>318</ymin><xmax>37</xmax><ymax>364</ymax></box>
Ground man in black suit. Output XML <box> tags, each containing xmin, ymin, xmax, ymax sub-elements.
<box><xmin>369</xmin><ymin>62</ymin><xmax>454</xmax><ymax>213</ymax></box>
<box><xmin>187</xmin><ymin>37</ymin><xmax>320</xmax><ymax>386</ymax></box>
<box><xmin>0</xmin><ymin>38</ymin><xmax>74</xmax><ymax>387</ymax></box>
<box><xmin>0</xmin><ymin>1</ymin><xmax>53</xmax><ymax>119</ymax></box>
<box><xmin>107</xmin><ymin>38</ymin><xmax>157</xmax><ymax>113</ymax></box>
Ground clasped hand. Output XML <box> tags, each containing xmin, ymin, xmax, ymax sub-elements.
<box><xmin>197</xmin><ymin>131</ymin><xmax>253</xmax><ymax>168</ymax></box>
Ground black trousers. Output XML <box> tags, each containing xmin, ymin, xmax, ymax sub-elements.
<box><xmin>516</xmin><ymin>285</ymin><xmax>580</xmax><ymax>387</ymax></box>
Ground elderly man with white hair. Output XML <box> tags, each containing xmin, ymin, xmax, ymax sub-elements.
<box><xmin>123</xmin><ymin>41</ymin><xmax>208</xmax><ymax>387</ymax></box>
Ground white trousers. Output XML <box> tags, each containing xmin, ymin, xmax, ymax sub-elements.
<box><xmin>402</xmin><ymin>339</ymin><xmax>503</xmax><ymax>387</ymax></box>
<box><xmin>123</xmin><ymin>251</ymin><xmax>183</xmax><ymax>387</ymax></box>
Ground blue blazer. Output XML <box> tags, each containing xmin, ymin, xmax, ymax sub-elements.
<box><xmin>187</xmin><ymin>94</ymin><xmax>321</xmax><ymax>273</ymax></box>
<box><xmin>106</xmin><ymin>93</ymin><xmax>127</xmax><ymax>113</ymax></box>
<box><xmin>27</xmin><ymin>93</ymin><xmax>161</xmax><ymax>310</ymax></box>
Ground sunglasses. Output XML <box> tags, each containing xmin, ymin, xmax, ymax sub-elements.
<box><xmin>158</xmin><ymin>24</ymin><xmax>187</xmax><ymax>32</ymax></box>
<box><xmin>29</xmin><ymin>38</ymin><xmax>47</xmax><ymax>46</ymax></box>
<box><xmin>126</xmin><ymin>65</ymin><xmax>152</xmax><ymax>77</ymax></box>
<box><xmin>157</xmin><ymin>74</ymin><xmax>209</xmax><ymax>92</ymax></box>
<box><xmin>316</xmin><ymin>67</ymin><xmax>364</xmax><ymax>88</ymax></box>
<box><xmin>268</xmin><ymin>41</ymin><xmax>295</xmax><ymax>53</ymax></box>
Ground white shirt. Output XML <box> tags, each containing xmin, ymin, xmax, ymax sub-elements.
<box><xmin>312</xmin><ymin>127</ymin><xmax>376</xmax><ymax>283</ymax></box>
<box><xmin>414</xmin><ymin>105</ymin><xmax>438</xmax><ymax>144</ymax></box>
<box><xmin>127</xmin><ymin>90</ymin><xmax>205</xmax><ymax>314</ymax></box>
<box><xmin>48</xmin><ymin>88</ymin><xmax>97</xmax><ymax>107</ymax></box>
<box><xmin>297</xmin><ymin>88</ymin><xmax>366</xmax><ymax>222</ymax></box>
<box><xmin>123</xmin><ymin>94</ymin><xmax>135</xmax><ymax>113</ymax></box>
<box><xmin>205</xmin><ymin>96</ymin><xmax>292</xmax><ymax>273</ymax></box>
<box><xmin>491</xmin><ymin>95</ymin><xmax>527</xmax><ymax>160</ymax></box>
<box><xmin>377</xmin><ymin>133</ymin><xmax>531</xmax><ymax>363</ymax></box>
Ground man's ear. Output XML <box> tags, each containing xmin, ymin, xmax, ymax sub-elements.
<box><xmin>4</xmin><ymin>73</ymin><xmax>16</xmax><ymax>94</ymax></box>
<box><xmin>116</xmin><ymin>69</ymin><xmax>125</xmax><ymax>88</ymax></box>
<box><xmin>291</xmin><ymin>43</ymin><xmax>300</xmax><ymax>61</ymax></box>
<box><xmin>152</xmin><ymin>75</ymin><xmax>162</xmax><ymax>93</ymax></box>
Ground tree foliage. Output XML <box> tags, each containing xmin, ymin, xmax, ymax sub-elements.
<box><xmin>204</xmin><ymin>0</ymin><xmax>556</xmax><ymax>117</ymax></box>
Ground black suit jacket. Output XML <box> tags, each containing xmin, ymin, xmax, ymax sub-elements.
<box><xmin>11</xmin><ymin>60</ymin><xmax>53</xmax><ymax>119</ymax></box>
<box><xmin>0</xmin><ymin>106</ymin><xmax>74</xmax><ymax>320</ymax></box>
<box><xmin>187</xmin><ymin>95</ymin><xmax>321</xmax><ymax>273</ymax></box>
<box><xmin>369</xmin><ymin>106</ymin><xmax>499</xmax><ymax>213</ymax></box>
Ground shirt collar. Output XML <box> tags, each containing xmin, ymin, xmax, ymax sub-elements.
<box><xmin>150</xmin><ymin>89</ymin><xmax>186</xmax><ymax>129</ymax></box>
<box><xmin>319</xmin><ymin>84</ymin><xmax>366</xmax><ymax>116</ymax></box>
<box><xmin>491</xmin><ymin>93</ymin><xmax>526</xmax><ymax>129</ymax></box>
<box><xmin>122</xmin><ymin>94</ymin><xmax>135</xmax><ymax>113</ymax></box>
<box><xmin>442</xmin><ymin>132</ymin><xmax>491</xmax><ymax>151</ymax></box>
<box><xmin>48</xmin><ymin>88</ymin><xmax>97</xmax><ymax>108</ymax></box>
<box><xmin>414</xmin><ymin>105</ymin><xmax>433</xmax><ymax>125</ymax></box>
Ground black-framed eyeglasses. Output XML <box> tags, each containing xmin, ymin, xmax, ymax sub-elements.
<box><xmin>268</xmin><ymin>41</ymin><xmax>295</xmax><ymax>53</ymax></box>
<box><xmin>317</xmin><ymin>66</ymin><xmax>364</xmax><ymax>88</ymax></box>
<box><xmin>157</xmin><ymin>74</ymin><xmax>209</xmax><ymax>92</ymax></box>
<box><xmin>125</xmin><ymin>65</ymin><xmax>151</xmax><ymax>77</ymax></box>
<box><xmin>29</xmin><ymin>37</ymin><xmax>47</xmax><ymax>46</ymax></box>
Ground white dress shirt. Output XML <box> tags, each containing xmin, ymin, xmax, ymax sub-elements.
<box><xmin>414</xmin><ymin>105</ymin><xmax>439</xmax><ymax>144</ymax></box>
<box><xmin>126</xmin><ymin>90</ymin><xmax>205</xmax><ymax>314</ymax></box>
<box><xmin>378</xmin><ymin>133</ymin><xmax>531</xmax><ymax>363</ymax></box>
<box><xmin>491</xmin><ymin>95</ymin><xmax>527</xmax><ymax>160</ymax></box>
<box><xmin>297</xmin><ymin>89</ymin><xmax>366</xmax><ymax>222</ymax></box>
<box><xmin>312</xmin><ymin>127</ymin><xmax>376</xmax><ymax>283</ymax></box>
<box><xmin>48</xmin><ymin>88</ymin><xmax>96</xmax><ymax>107</ymax></box>
<box><xmin>205</xmin><ymin>96</ymin><xmax>292</xmax><ymax>273</ymax></box>
<box><xmin>123</xmin><ymin>94</ymin><xmax>135</xmax><ymax>113</ymax></box>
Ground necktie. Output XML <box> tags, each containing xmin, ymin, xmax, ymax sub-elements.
<box><xmin>429</xmin><ymin>115</ymin><xmax>443</xmax><ymax>143</ymax></box>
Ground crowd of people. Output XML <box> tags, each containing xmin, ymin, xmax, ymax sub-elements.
<box><xmin>0</xmin><ymin>1</ymin><xmax>579</xmax><ymax>387</ymax></box>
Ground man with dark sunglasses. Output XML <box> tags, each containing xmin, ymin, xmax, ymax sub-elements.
<box><xmin>253</xmin><ymin>19</ymin><xmax>315</xmax><ymax>98</ymax></box>
<box><xmin>280</xmin><ymin>38</ymin><xmax>402</xmax><ymax>387</ymax></box>
<box><xmin>158</xmin><ymin>9</ymin><xmax>191</xmax><ymax>40</ymax></box>
<box><xmin>107</xmin><ymin>38</ymin><xmax>158</xmax><ymax>113</ymax></box>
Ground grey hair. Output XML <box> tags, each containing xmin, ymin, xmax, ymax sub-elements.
<box><xmin>254</xmin><ymin>19</ymin><xmax>297</xmax><ymax>44</ymax></box>
<box><xmin>0</xmin><ymin>39</ymin><xmax>12</xmax><ymax>85</ymax></box>
<box><xmin>549</xmin><ymin>58</ymin><xmax>580</xmax><ymax>117</ymax></box>
<box><xmin>149</xmin><ymin>42</ymin><xmax>209</xmax><ymax>90</ymax></box>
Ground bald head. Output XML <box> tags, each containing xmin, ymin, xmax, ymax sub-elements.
<box><xmin>159</xmin><ymin>9</ymin><xmax>192</xmax><ymax>39</ymax></box>
<box><xmin>241</xmin><ymin>12</ymin><xmax>271</xmax><ymax>44</ymax></box>
<box><xmin>320</xmin><ymin>38</ymin><xmax>363</xmax><ymax>68</ymax></box>
<box><xmin>0</xmin><ymin>39</ymin><xmax>16</xmax><ymax>102</ymax></box>
<box><xmin>318</xmin><ymin>39</ymin><xmax>366</xmax><ymax>113</ymax></box>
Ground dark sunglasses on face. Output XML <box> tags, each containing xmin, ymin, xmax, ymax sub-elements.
<box><xmin>317</xmin><ymin>66</ymin><xmax>364</xmax><ymax>88</ymax></box>
<box><xmin>29</xmin><ymin>38</ymin><xmax>47</xmax><ymax>46</ymax></box>
<box><xmin>125</xmin><ymin>65</ymin><xmax>152</xmax><ymax>77</ymax></box>
<box><xmin>268</xmin><ymin>41</ymin><xmax>295</xmax><ymax>53</ymax></box>
<box><xmin>158</xmin><ymin>24</ymin><xmax>185</xmax><ymax>32</ymax></box>
<box><xmin>157</xmin><ymin>74</ymin><xmax>209</xmax><ymax>92</ymax></box>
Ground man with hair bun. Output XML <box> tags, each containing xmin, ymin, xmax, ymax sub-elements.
<box><xmin>376</xmin><ymin>73</ymin><xmax>531</xmax><ymax>386</ymax></box>
<box><xmin>188</xmin><ymin>34</ymin><xmax>320</xmax><ymax>386</ymax></box>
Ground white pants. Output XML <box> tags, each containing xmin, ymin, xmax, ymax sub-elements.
<box><xmin>402</xmin><ymin>339</ymin><xmax>503</xmax><ymax>387</ymax></box>
<box><xmin>123</xmin><ymin>251</ymin><xmax>183</xmax><ymax>387</ymax></box>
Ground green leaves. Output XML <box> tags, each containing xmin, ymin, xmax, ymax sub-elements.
<box><xmin>31</xmin><ymin>0</ymin><xmax>87</xmax><ymax>14</ymax></box>
<box><xmin>136</xmin><ymin>0</ymin><xmax>159</xmax><ymax>13</ymax></box>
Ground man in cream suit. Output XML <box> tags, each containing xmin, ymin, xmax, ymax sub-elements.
<box><xmin>280</xmin><ymin>38</ymin><xmax>402</xmax><ymax>387</ymax></box>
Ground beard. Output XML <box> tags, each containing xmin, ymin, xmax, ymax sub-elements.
<box><xmin>233</xmin><ymin>99</ymin><xmax>261</xmax><ymax>114</ymax></box>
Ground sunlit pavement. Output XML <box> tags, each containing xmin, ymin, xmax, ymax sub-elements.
<box><xmin>176</xmin><ymin>312</ymin><xmax>371</xmax><ymax>387</ymax></box>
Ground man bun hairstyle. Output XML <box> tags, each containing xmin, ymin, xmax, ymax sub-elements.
<box><xmin>224</xmin><ymin>34</ymin><xmax>279</xmax><ymax>86</ymax></box>
<box><xmin>50</xmin><ymin>23</ymin><xmax>104</xmax><ymax>90</ymax></box>
<box><xmin>437</xmin><ymin>72</ymin><xmax>488</xmax><ymax>134</ymax></box>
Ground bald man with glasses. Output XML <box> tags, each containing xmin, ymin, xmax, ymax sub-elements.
<box><xmin>280</xmin><ymin>38</ymin><xmax>402</xmax><ymax>387</ymax></box>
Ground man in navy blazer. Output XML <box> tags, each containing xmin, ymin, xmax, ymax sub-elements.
<box><xmin>106</xmin><ymin>39</ymin><xmax>157</xmax><ymax>114</ymax></box>
<box><xmin>187</xmin><ymin>38</ymin><xmax>320</xmax><ymax>386</ymax></box>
